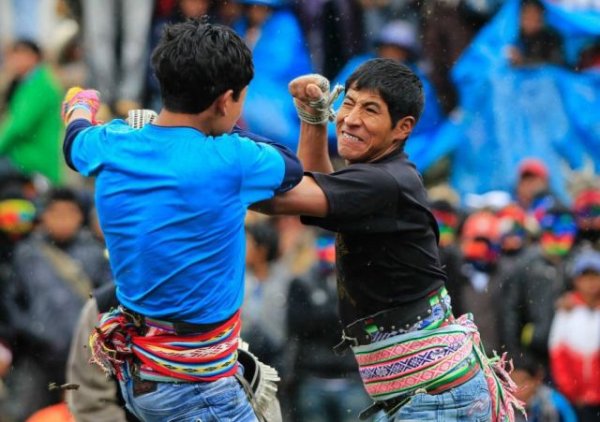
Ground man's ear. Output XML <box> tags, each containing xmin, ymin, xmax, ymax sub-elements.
<box><xmin>214</xmin><ymin>89</ymin><xmax>235</xmax><ymax>116</ymax></box>
<box><xmin>392</xmin><ymin>116</ymin><xmax>416</xmax><ymax>143</ymax></box>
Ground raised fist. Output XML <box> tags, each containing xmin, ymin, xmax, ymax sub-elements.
<box><xmin>289</xmin><ymin>74</ymin><xmax>343</xmax><ymax>125</ymax></box>
<box><xmin>62</xmin><ymin>87</ymin><xmax>101</xmax><ymax>124</ymax></box>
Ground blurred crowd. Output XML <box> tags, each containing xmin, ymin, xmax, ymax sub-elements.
<box><xmin>0</xmin><ymin>0</ymin><xmax>599</xmax><ymax>421</ymax></box>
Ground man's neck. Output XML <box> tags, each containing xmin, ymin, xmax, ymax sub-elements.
<box><xmin>154</xmin><ymin>109</ymin><xmax>214</xmax><ymax>134</ymax></box>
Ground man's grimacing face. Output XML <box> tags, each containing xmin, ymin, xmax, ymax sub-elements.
<box><xmin>335</xmin><ymin>87</ymin><xmax>411</xmax><ymax>164</ymax></box>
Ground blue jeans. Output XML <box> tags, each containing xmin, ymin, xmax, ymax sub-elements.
<box><xmin>294</xmin><ymin>375</ymin><xmax>379</xmax><ymax>422</ymax></box>
<box><xmin>119</xmin><ymin>375</ymin><xmax>257</xmax><ymax>421</ymax></box>
<box><xmin>389</xmin><ymin>370</ymin><xmax>492</xmax><ymax>422</ymax></box>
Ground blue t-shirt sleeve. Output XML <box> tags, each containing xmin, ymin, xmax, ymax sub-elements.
<box><xmin>233</xmin><ymin>126</ymin><xmax>303</xmax><ymax>194</ymax></box>
<box><xmin>64</xmin><ymin>120</ymin><xmax>110</xmax><ymax>176</ymax></box>
<box><xmin>234</xmin><ymin>133</ymin><xmax>298</xmax><ymax>206</ymax></box>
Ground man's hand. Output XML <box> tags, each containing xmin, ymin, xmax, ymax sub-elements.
<box><xmin>62</xmin><ymin>87</ymin><xmax>101</xmax><ymax>125</ymax></box>
<box><xmin>289</xmin><ymin>74</ymin><xmax>343</xmax><ymax>125</ymax></box>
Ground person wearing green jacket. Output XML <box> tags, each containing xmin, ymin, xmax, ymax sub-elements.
<box><xmin>0</xmin><ymin>40</ymin><xmax>64</xmax><ymax>185</ymax></box>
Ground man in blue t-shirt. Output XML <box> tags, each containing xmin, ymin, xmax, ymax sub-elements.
<box><xmin>62</xmin><ymin>19</ymin><xmax>302</xmax><ymax>421</ymax></box>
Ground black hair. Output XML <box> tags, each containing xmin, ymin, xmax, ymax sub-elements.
<box><xmin>151</xmin><ymin>18</ymin><xmax>253</xmax><ymax>113</ymax></box>
<box><xmin>345</xmin><ymin>58</ymin><xmax>424</xmax><ymax>127</ymax></box>
<box><xmin>12</xmin><ymin>39</ymin><xmax>43</xmax><ymax>60</ymax></box>
<box><xmin>521</xmin><ymin>0</ymin><xmax>544</xmax><ymax>11</ymax></box>
<box><xmin>246</xmin><ymin>221</ymin><xmax>279</xmax><ymax>263</ymax></box>
<box><xmin>40</xmin><ymin>187</ymin><xmax>84</xmax><ymax>215</ymax></box>
<box><xmin>512</xmin><ymin>353</ymin><xmax>544</xmax><ymax>377</ymax></box>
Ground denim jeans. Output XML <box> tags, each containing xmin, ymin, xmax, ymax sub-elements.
<box><xmin>389</xmin><ymin>370</ymin><xmax>492</xmax><ymax>422</ymax></box>
<box><xmin>294</xmin><ymin>375</ymin><xmax>378</xmax><ymax>422</ymax></box>
<box><xmin>119</xmin><ymin>374</ymin><xmax>258</xmax><ymax>422</ymax></box>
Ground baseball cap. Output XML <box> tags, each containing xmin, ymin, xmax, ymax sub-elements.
<box><xmin>571</xmin><ymin>250</ymin><xmax>600</xmax><ymax>277</ymax></box>
<box><xmin>573</xmin><ymin>188</ymin><xmax>600</xmax><ymax>213</ymax></box>
<box><xmin>518</xmin><ymin>158</ymin><xmax>548</xmax><ymax>180</ymax></box>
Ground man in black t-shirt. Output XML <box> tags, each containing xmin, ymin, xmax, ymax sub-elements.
<box><xmin>254</xmin><ymin>59</ymin><xmax>523</xmax><ymax>421</ymax></box>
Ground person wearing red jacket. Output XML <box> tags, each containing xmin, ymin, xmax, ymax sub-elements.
<box><xmin>549</xmin><ymin>250</ymin><xmax>600</xmax><ymax>422</ymax></box>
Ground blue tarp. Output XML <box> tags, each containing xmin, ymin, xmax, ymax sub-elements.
<box><xmin>234</xmin><ymin>9</ymin><xmax>313</xmax><ymax>151</ymax></box>
<box><xmin>419</xmin><ymin>0</ymin><xmax>600</xmax><ymax>204</ymax></box>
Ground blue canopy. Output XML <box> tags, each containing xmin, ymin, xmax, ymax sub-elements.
<box><xmin>419</xmin><ymin>0</ymin><xmax>600</xmax><ymax>204</ymax></box>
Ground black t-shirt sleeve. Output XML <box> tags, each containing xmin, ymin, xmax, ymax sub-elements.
<box><xmin>302</xmin><ymin>165</ymin><xmax>399</xmax><ymax>231</ymax></box>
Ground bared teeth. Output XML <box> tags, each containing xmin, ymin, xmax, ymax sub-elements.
<box><xmin>344</xmin><ymin>132</ymin><xmax>360</xmax><ymax>141</ymax></box>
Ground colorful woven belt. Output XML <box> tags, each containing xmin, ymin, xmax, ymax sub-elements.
<box><xmin>90</xmin><ymin>307</ymin><xmax>241</xmax><ymax>383</ymax></box>
<box><xmin>351</xmin><ymin>314</ymin><xmax>526</xmax><ymax>422</ymax></box>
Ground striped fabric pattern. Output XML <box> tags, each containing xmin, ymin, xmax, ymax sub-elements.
<box><xmin>352</xmin><ymin>314</ymin><xmax>525</xmax><ymax>422</ymax></box>
<box><xmin>90</xmin><ymin>307</ymin><xmax>241</xmax><ymax>382</ymax></box>
<box><xmin>353</xmin><ymin>325</ymin><xmax>476</xmax><ymax>401</ymax></box>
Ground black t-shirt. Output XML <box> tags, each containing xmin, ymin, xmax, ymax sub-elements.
<box><xmin>301</xmin><ymin>149</ymin><xmax>447</xmax><ymax>326</ymax></box>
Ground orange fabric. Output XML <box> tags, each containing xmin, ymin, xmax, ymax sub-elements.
<box><xmin>25</xmin><ymin>403</ymin><xmax>75</xmax><ymax>422</ymax></box>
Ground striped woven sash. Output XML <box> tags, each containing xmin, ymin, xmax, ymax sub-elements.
<box><xmin>89</xmin><ymin>306</ymin><xmax>241</xmax><ymax>382</ymax></box>
<box><xmin>352</xmin><ymin>314</ymin><xmax>526</xmax><ymax>422</ymax></box>
<box><xmin>353</xmin><ymin>320</ymin><xmax>477</xmax><ymax>401</ymax></box>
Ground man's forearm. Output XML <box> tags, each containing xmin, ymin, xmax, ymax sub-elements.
<box><xmin>297</xmin><ymin>122</ymin><xmax>333</xmax><ymax>174</ymax></box>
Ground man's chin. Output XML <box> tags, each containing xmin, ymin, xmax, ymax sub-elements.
<box><xmin>337</xmin><ymin>145</ymin><xmax>362</xmax><ymax>163</ymax></box>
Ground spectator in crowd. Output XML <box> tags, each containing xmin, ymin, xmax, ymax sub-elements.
<box><xmin>233</xmin><ymin>0</ymin><xmax>313</xmax><ymax>150</ymax></box>
<box><xmin>358</xmin><ymin>0</ymin><xmax>421</xmax><ymax>50</ymax></box>
<box><xmin>514</xmin><ymin>158</ymin><xmax>555</xmax><ymax>215</ymax></box>
<box><xmin>272</xmin><ymin>215</ymin><xmax>317</xmax><ymax>277</ymax></box>
<box><xmin>212</xmin><ymin>0</ymin><xmax>243</xmax><ymax>25</ymax></box>
<box><xmin>1</xmin><ymin>0</ymin><xmax>47</xmax><ymax>45</ymax></box>
<box><xmin>549</xmin><ymin>250</ymin><xmax>600</xmax><ymax>422</ymax></box>
<box><xmin>3</xmin><ymin>187</ymin><xmax>111</xmax><ymax>420</ymax></box>
<box><xmin>512</xmin><ymin>354</ymin><xmax>577</xmax><ymax>422</ymax></box>
<box><xmin>421</xmin><ymin>0</ymin><xmax>491</xmax><ymax>113</ymax></box>
<box><xmin>242</xmin><ymin>220</ymin><xmax>292</xmax><ymax>371</ymax></box>
<box><xmin>0</xmin><ymin>39</ymin><xmax>64</xmax><ymax>184</ymax></box>
<box><xmin>286</xmin><ymin>230</ymin><xmax>374</xmax><ymax>422</ymax></box>
<box><xmin>0</xmin><ymin>169</ymin><xmax>36</xmax><ymax>415</ymax></box>
<box><xmin>572</xmin><ymin>187</ymin><xmax>600</xmax><ymax>252</ymax></box>
<box><xmin>508</xmin><ymin>0</ymin><xmax>564</xmax><ymax>67</ymax></box>
<box><xmin>458</xmin><ymin>210</ymin><xmax>504</xmax><ymax>353</ymax></box>
<box><xmin>293</xmin><ymin>0</ymin><xmax>364</xmax><ymax>79</ymax></box>
<box><xmin>80</xmin><ymin>0</ymin><xmax>154</xmax><ymax>116</ymax></box>
<box><xmin>66</xmin><ymin>283</ymin><xmax>138</xmax><ymax>422</ymax></box>
<box><xmin>430</xmin><ymin>197</ymin><xmax>465</xmax><ymax>314</ymax></box>
<box><xmin>495</xmin><ymin>203</ymin><xmax>533</xmax><ymax>281</ymax></box>
<box><xmin>502</xmin><ymin>203</ymin><xmax>576</xmax><ymax>371</ymax></box>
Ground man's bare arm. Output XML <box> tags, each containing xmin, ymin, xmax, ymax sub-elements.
<box><xmin>297</xmin><ymin>122</ymin><xmax>333</xmax><ymax>174</ymax></box>
<box><xmin>251</xmin><ymin>176</ymin><xmax>328</xmax><ymax>217</ymax></box>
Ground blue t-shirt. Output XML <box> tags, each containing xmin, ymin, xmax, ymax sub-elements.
<box><xmin>65</xmin><ymin>119</ymin><xmax>301</xmax><ymax>324</ymax></box>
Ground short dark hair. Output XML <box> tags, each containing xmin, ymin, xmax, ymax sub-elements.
<box><xmin>40</xmin><ymin>187</ymin><xmax>84</xmax><ymax>214</ymax></box>
<box><xmin>246</xmin><ymin>221</ymin><xmax>280</xmax><ymax>262</ymax></box>
<box><xmin>345</xmin><ymin>58</ymin><xmax>424</xmax><ymax>126</ymax></box>
<box><xmin>13</xmin><ymin>39</ymin><xmax>42</xmax><ymax>60</ymax></box>
<box><xmin>512</xmin><ymin>353</ymin><xmax>544</xmax><ymax>377</ymax></box>
<box><xmin>521</xmin><ymin>0</ymin><xmax>544</xmax><ymax>11</ymax></box>
<box><xmin>151</xmin><ymin>18</ymin><xmax>254</xmax><ymax>113</ymax></box>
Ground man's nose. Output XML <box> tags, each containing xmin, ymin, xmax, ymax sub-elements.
<box><xmin>343</xmin><ymin>106</ymin><xmax>361</xmax><ymax>126</ymax></box>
